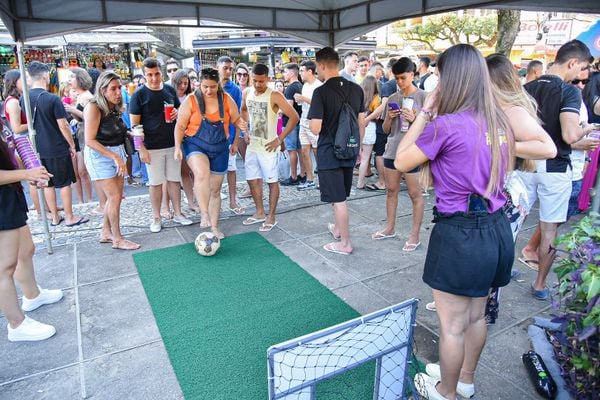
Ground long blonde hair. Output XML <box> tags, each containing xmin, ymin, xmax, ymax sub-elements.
<box><xmin>486</xmin><ymin>53</ymin><xmax>538</xmax><ymax>172</ymax></box>
<box><xmin>430</xmin><ymin>44</ymin><xmax>514</xmax><ymax>196</ymax></box>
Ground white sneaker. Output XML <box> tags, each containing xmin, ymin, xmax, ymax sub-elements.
<box><xmin>172</xmin><ymin>214</ymin><xmax>193</xmax><ymax>226</ymax></box>
<box><xmin>150</xmin><ymin>219</ymin><xmax>162</xmax><ymax>233</ymax></box>
<box><xmin>22</xmin><ymin>287</ymin><xmax>64</xmax><ymax>312</ymax></box>
<box><xmin>414</xmin><ymin>373</ymin><xmax>451</xmax><ymax>400</ymax></box>
<box><xmin>425</xmin><ymin>364</ymin><xmax>475</xmax><ymax>398</ymax></box>
<box><xmin>7</xmin><ymin>316</ymin><xmax>56</xmax><ymax>342</ymax></box>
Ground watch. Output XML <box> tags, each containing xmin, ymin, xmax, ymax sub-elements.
<box><xmin>420</xmin><ymin>107</ymin><xmax>434</xmax><ymax>121</ymax></box>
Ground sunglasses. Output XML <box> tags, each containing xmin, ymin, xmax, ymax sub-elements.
<box><xmin>200</xmin><ymin>68</ymin><xmax>219</xmax><ymax>80</ymax></box>
<box><xmin>167</xmin><ymin>68</ymin><xmax>178</xmax><ymax>73</ymax></box>
<box><xmin>237</xmin><ymin>72</ymin><xmax>248</xmax><ymax>77</ymax></box>
<box><xmin>572</xmin><ymin>79</ymin><xmax>589</xmax><ymax>85</ymax></box>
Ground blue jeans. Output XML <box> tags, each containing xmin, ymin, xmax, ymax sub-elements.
<box><xmin>567</xmin><ymin>179</ymin><xmax>582</xmax><ymax>218</ymax></box>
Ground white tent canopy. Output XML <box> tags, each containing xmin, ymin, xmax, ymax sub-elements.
<box><xmin>1</xmin><ymin>0</ymin><xmax>599</xmax><ymax>48</ymax></box>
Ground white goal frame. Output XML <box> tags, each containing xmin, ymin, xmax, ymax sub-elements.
<box><xmin>267</xmin><ymin>298</ymin><xmax>418</xmax><ymax>400</ymax></box>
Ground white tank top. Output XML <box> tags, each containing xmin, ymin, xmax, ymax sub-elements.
<box><xmin>246</xmin><ymin>87</ymin><xmax>279</xmax><ymax>156</ymax></box>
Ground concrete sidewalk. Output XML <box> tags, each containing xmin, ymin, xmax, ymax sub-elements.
<box><xmin>0</xmin><ymin>181</ymin><xmax>562</xmax><ymax>399</ymax></box>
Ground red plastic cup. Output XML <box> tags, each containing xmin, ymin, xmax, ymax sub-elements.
<box><xmin>164</xmin><ymin>104</ymin><xmax>174</xmax><ymax>123</ymax></box>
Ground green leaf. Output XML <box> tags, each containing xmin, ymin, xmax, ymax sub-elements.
<box><xmin>587</xmin><ymin>276</ymin><xmax>600</xmax><ymax>301</ymax></box>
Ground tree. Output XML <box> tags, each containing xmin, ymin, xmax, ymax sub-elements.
<box><xmin>495</xmin><ymin>10</ymin><xmax>521</xmax><ymax>56</ymax></box>
<box><xmin>400</xmin><ymin>14</ymin><xmax>497</xmax><ymax>54</ymax></box>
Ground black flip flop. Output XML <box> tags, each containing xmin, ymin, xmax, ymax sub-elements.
<box><xmin>365</xmin><ymin>184</ymin><xmax>385</xmax><ymax>191</ymax></box>
<box><xmin>66</xmin><ymin>217</ymin><xmax>90</xmax><ymax>227</ymax></box>
<box><xmin>50</xmin><ymin>217</ymin><xmax>64</xmax><ymax>226</ymax></box>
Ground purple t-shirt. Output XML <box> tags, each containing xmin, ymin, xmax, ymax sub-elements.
<box><xmin>415</xmin><ymin>110</ymin><xmax>507</xmax><ymax>214</ymax></box>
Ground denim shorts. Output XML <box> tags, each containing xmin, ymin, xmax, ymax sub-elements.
<box><xmin>283</xmin><ymin>125</ymin><xmax>301</xmax><ymax>151</ymax></box>
<box><xmin>183</xmin><ymin>137</ymin><xmax>228</xmax><ymax>175</ymax></box>
<box><xmin>84</xmin><ymin>145</ymin><xmax>126</xmax><ymax>181</ymax></box>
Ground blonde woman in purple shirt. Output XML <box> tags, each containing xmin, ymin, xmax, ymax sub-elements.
<box><xmin>395</xmin><ymin>44</ymin><xmax>553</xmax><ymax>400</ymax></box>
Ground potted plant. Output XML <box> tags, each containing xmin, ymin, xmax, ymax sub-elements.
<box><xmin>550</xmin><ymin>213</ymin><xmax>599</xmax><ymax>399</ymax></box>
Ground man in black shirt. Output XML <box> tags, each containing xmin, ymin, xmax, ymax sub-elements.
<box><xmin>281</xmin><ymin>63</ymin><xmax>304</xmax><ymax>185</ymax></box>
<box><xmin>24</xmin><ymin>61</ymin><xmax>88</xmax><ymax>227</ymax></box>
<box><xmin>130</xmin><ymin>58</ymin><xmax>192</xmax><ymax>233</ymax></box>
<box><xmin>520</xmin><ymin>40</ymin><xmax>592</xmax><ymax>300</ymax></box>
<box><xmin>308</xmin><ymin>47</ymin><xmax>365</xmax><ymax>255</ymax></box>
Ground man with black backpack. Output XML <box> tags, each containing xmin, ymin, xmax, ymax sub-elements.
<box><xmin>519</xmin><ymin>40</ymin><xmax>593</xmax><ymax>301</ymax></box>
<box><xmin>308</xmin><ymin>47</ymin><xmax>365</xmax><ymax>255</ymax></box>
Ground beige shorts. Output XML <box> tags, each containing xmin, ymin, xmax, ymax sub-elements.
<box><xmin>299</xmin><ymin>126</ymin><xmax>318</xmax><ymax>148</ymax></box>
<box><xmin>146</xmin><ymin>147</ymin><xmax>182</xmax><ymax>185</ymax></box>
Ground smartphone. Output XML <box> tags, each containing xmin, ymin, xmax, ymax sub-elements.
<box><xmin>467</xmin><ymin>193</ymin><xmax>489</xmax><ymax>216</ymax></box>
<box><xmin>388</xmin><ymin>102</ymin><xmax>400</xmax><ymax>111</ymax></box>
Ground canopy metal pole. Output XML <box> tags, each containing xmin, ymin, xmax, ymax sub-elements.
<box><xmin>16</xmin><ymin>41</ymin><xmax>53</xmax><ymax>254</ymax></box>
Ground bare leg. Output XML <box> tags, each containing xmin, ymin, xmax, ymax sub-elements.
<box><xmin>60</xmin><ymin>185</ymin><xmax>81</xmax><ymax>225</ymax></box>
<box><xmin>375</xmin><ymin>155</ymin><xmax>386</xmax><ymax>188</ymax></box>
<box><xmin>379</xmin><ymin>168</ymin><xmax>401</xmax><ymax>235</ymax></box>
<box><xmin>94</xmin><ymin>181</ymin><xmax>107</xmax><ymax>211</ymax></box>
<box><xmin>209</xmin><ymin>173</ymin><xmax>226</xmax><ymax>237</ymax></box>
<box><xmin>161</xmin><ymin>183</ymin><xmax>171</xmax><ymax>218</ymax></box>
<box><xmin>187</xmin><ymin>154</ymin><xmax>211</xmax><ymax>227</ymax></box>
<box><xmin>167</xmin><ymin>180</ymin><xmax>185</xmax><ymax>217</ymax></box>
<box><xmin>148</xmin><ymin>184</ymin><xmax>163</xmax><ymax>223</ymax></box>
<box><xmin>0</xmin><ymin>227</ymin><xmax>25</xmax><ymax>328</ymax></box>
<box><xmin>248</xmin><ymin>179</ymin><xmax>266</xmax><ymax>219</ymax></box>
<box><xmin>71</xmin><ymin>156</ymin><xmax>83</xmax><ymax>203</ymax></box>
<box><xmin>265</xmin><ymin>182</ymin><xmax>280</xmax><ymax>226</ymax></box>
<box><xmin>180</xmin><ymin>161</ymin><xmax>197</xmax><ymax>212</ymax></box>
<box><xmin>288</xmin><ymin>150</ymin><xmax>299</xmax><ymax>180</ymax></box>
<box><xmin>43</xmin><ymin>186</ymin><xmax>60</xmax><ymax>224</ymax></box>
<box><xmin>357</xmin><ymin>144</ymin><xmax>374</xmax><ymax>188</ymax></box>
<box><xmin>227</xmin><ymin>170</ymin><xmax>242</xmax><ymax>210</ymax></box>
<box><xmin>522</xmin><ymin>224</ymin><xmax>541</xmax><ymax>262</ymax></box>
<box><xmin>404</xmin><ymin>172</ymin><xmax>424</xmax><ymax>244</ymax></box>
<box><xmin>77</xmin><ymin>153</ymin><xmax>93</xmax><ymax>202</ymax></box>
<box><xmin>534</xmin><ymin>221</ymin><xmax>559</xmax><ymax>291</ymax></box>
<box><xmin>301</xmin><ymin>144</ymin><xmax>314</xmax><ymax>182</ymax></box>
<box><xmin>432</xmin><ymin>290</ymin><xmax>488</xmax><ymax>400</ymax></box>
<box><xmin>332</xmin><ymin>201</ymin><xmax>352</xmax><ymax>252</ymax></box>
<box><xmin>13</xmin><ymin>225</ymin><xmax>40</xmax><ymax>299</ymax></box>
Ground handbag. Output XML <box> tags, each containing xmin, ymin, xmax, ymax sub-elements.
<box><xmin>123</xmin><ymin>131</ymin><xmax>135</xmax><ymax>155</ymax></box>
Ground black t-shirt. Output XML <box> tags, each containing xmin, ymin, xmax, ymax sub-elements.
<box><xmin>525</xmin><ymin>75</ymin><xmax>581</xmax><ymax>173</ymax></box>
<box><xmin>129</xmin><ymin>85</ymin><xmax>180</xmax><ymax>150</ymax></box>
<box><xmin>21</xmin><ymin>88</ymin><xmax>69</xmax><ymax>159</ymax></box>
<box><xmin>283</xmin><ymin>81</ymin><xmax>303</xmax><ymax>126</ymax></box>
<box><xmin>308</xmin><ymin>77</ymin><xmax>365</xmax><ymax>170</ymax></box>
<box><xmin>0</xmin><ymin>184</ymin><xmax>28</xmax><ymax>230</ymax></box>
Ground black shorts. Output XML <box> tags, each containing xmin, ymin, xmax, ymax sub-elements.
<box><xmin>318</xmin><ymin>167</ymin><xmax>353</xmax><ymax>203</ymax></box>
<box><xmin>373</xmin><ymin>131</ymin><xmax>388</xmax><ymax>157</ymax></box>
<box><xmin>383</xmin><ymin>158</ymin><xmax>421</xmax><ymax>173</ymax></box>
<box><xmin>423</xmin><ymin>208</ymin><xmax>514</xmax><ymax>298</ymax></box>
<box><xmin>72</xmin><ymin>134</ymin><xmax>81</xmax><ymax>153</ymax></box>
<box><xmin>42</xmin><ymin>154</ymin><xmax>76</xmax><ymax>189</ymax></box>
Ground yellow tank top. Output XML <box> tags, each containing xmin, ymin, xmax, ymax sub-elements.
<box><xmin>246</xmin><ymin>87</ymin><xmax>278</xmax><ymax>156</ymax></box>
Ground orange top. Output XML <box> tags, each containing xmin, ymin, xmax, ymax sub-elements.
<box><xmin>184</xmin><ymin>92</ymin><xmax>231</xmax><ymax>137</ymax></box>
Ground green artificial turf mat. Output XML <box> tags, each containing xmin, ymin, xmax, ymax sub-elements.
<box><xmin>134</xmin><ymin>232</ymin><xmax>378</xmax><ymax>399</ymax></box>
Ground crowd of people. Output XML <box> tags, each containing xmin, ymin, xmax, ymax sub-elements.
<box><xmin>1</xmin><ymin>40</ymin><xmax>599</xmax><ymax>400</ymax></box>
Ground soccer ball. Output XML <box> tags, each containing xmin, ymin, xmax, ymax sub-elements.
<box><xmin>194</xmin><ymin>232</ymin><xmax>221</xmax><ymax>256</ymax></box>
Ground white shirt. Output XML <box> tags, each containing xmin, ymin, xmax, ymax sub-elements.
<box><xmin>422</xmin><ymin>74</ymin><xmax>439</xmax><ymax>92</ymax></box>
<box><xmin>300</xmin><ymin>79</ymin><xmax>323</xmax><ymax>128</ymax></box>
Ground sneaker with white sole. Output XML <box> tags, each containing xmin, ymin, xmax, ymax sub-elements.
<box><xmin>297</xmin><ymin>180</ymin><xmax>316</xmax><ymax>191</ymax></box>
<box><xmin>7</xmin><ymin>316</ymin><xmax>56</xmax><ymax>342</ymax></box>
<box><xmin>22</xmin><ymin>287</ymin><xmax>64</xmax><ymax>312</ymax></box>
<box><xmin>173</xmin><ymin>214</ymin><xmax>193</xmax><ymax>226</ymax></box>
<box><xmin>425</xmin><ymin>364</ymin><xmax>475</xmax><ymax>398</ymax></box>
<box><xmin>414</xmin><ymin>373</ymin><xmax>451</xmax><ymax>400</ymax></box>
<box><xmin>150</xmin><ymin>219</ymin><xmax>162</xmax><ymax>233</ymax></box>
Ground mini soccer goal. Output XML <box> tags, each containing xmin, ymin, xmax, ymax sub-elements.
<box><xmin>267</xmin><ymin>299</ymin><xmax>418</xmax><ymax>400</ymax></box>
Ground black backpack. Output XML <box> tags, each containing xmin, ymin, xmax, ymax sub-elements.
<box><xmin>418</xmin><ymin>73</ymin><xmax>431</xmax><ymax>90</ymax></box>
<box><xmin>331</xmin><ymin>82</ymin><xmax>360</xmax><ymax>160</ymax></box>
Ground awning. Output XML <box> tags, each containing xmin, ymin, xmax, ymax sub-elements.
<box><xmin>192</xmin><ymin>36</ymin><xmax>376</xmax><ymax>51</ymax></box>
<box><xmin>1</xmin><ymin>0</ymin><xmax>598</xmax><ymax>48</ymax></box>
<box><xmin>153</xmin><ymin>42</ymin><xmax>195</xmax><ymax>60</ymax></box>
<box><xmin>64</xmin><ymin>31</ymin><xmax>160</xmax><ymax>44</ymax></box>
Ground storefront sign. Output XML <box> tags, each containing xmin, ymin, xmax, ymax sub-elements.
<box><xmin>515</xmin><ymin>20</ymin><xmax>573</xmax><ymax>46</ymax></box>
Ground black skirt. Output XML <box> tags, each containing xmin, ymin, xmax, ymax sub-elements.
<box><xmin>422</xmin><ymin>208</ymin><xmax>514</xmax><ymax>298</ymax></box>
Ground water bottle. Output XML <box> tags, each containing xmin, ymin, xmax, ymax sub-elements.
<box><xmin>521</xmin><ymin>351</ymin><xmax>557</xmax><ymax>399</ymax></box>
<box><xmin>400</xmin><ymin>97</ymin><xmax>414</xmax><ymax>133</ymax></box>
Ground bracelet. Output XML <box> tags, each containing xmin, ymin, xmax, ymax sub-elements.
<box><xmin>419</xmin><ymin>109</ymin><xmax>434</xmax><ymax>122</ymax></box>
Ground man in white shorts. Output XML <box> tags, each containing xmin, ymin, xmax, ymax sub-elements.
<box><xmin>241</xmin><ymin>63</ymin><xmax>299</xmax><ymax>232</ymax></box>
<box><xmin>520</xmin><ymin>40</ymin><xmax>592</xmax><ymax>300</ymax></box>
<box><xmin>294</xmin><ymin>60</ymin><xmax>322</xmax><ymax>190</ymax></box>
<box><xmin>130</xmin><ymin>57</ymin><xmax>192</xmax><ymax>232</ymax></box>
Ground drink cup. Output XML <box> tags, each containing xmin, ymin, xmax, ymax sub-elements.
<box><xmin>164</xmin><ymin>103</ymin><xmax>175</xmax><ymax>123</ymax></box>
<box><xmin>13</xmin><ymin>134</ymin><xmax>47</xmax><ymax>187</ymax></box>
<box><xmin>588</xmin><ymin>130</ymin><xmax>600</xmax><ymax>140</ymax></box>
<box><xmin>402</xmin><ymin>97</ymin><xmax>414</xmax><ymax>111</ymax></box>
<box><xmin>131</xmin><ymin>125</ymin><xmax>144</xmax><ymax>150</ymax></box>
<box><xmin>127</xmin><ymin>82</ymin><xmax>135</xmax><ymax>96</ymax></box>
